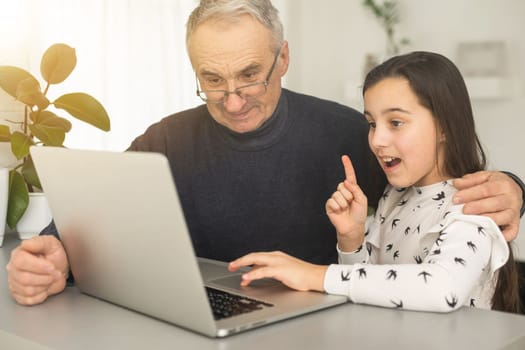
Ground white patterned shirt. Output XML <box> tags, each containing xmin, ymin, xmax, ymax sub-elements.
<box><xmin>323</xmin><ymin>180</ymin><xmax>509</xmax><ymax>312</ymax></box>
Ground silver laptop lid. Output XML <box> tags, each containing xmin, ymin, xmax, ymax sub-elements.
<box><xmin>30</xmin><ymin>147</ymin><xmax>217</xmax><ymax>336</ymax></box>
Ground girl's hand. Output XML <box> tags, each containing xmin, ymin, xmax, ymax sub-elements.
<box><xmin>326</xmin><ymin>155</ymin><xmax>368</xmax><ymax>252</ymax></box>
<box><xmin>229</xmin><ymin>251</ymin><xmax>327</xmax><ymax>292</ymax></box>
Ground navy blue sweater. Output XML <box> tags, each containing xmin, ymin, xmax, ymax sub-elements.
<box><xmin>126</xmin><ymin>89</ymin><xmax>383</xmax><ymax>263</ymax></box>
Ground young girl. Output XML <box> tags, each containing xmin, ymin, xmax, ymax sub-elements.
<box><xmin>229</xmin><ymin>51</ymin><xmax>521</xmax><ymax>313</ymax></box>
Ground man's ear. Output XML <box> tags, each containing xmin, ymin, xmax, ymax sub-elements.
<box><xmin>278</xmin><ymin>41</ymin><xmax>290</xmax><ymax>77</ymax></box>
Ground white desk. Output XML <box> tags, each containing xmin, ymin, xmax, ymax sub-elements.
<box><xmin>1</xmin><ymin>233</ymin><xmax>525</xmax><ymax>350</ymax></box>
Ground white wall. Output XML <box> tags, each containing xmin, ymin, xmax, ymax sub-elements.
<box><xmin>278</xmin><ymin>0</ymin><xmax>525</xmax><ymax>259</ymax></box>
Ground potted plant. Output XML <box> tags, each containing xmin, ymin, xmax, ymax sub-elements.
<box><xmin>0</xmin><ymin>43</ymin><xmax>110</xmax><ymax>234</ymax></box>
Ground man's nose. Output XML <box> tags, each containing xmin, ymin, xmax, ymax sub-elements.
<box><xmin>222</xmin><ymin>90</ymin><xmax>245</xmax><ymax>112</ymax></box>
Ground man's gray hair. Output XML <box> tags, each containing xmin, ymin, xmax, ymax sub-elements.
<box><xmin>186</xmin><ymin>0</ymin><xmax>284</xmax><ymax>52</ymax></box>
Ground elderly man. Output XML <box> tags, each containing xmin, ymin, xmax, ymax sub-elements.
<box><xmin>7</xmin><ymin>0</ymin><xmax>524</xmax><ymax>306</ymax></box>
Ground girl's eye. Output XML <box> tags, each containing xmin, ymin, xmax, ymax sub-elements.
<box><xmin>391</xmin><ymin>120</ymin><xmax>403</xmax><ymax>127</ymax></box>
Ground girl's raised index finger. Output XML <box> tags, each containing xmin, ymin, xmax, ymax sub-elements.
<box><xmin>341</xmin><ymin>155</ymin><xmax>357</xmax><ymax>183</ymax></box>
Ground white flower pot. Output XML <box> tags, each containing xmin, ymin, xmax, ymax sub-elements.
<box><xmin>0</xmin><ymin>168</ymin><xmax>8</xmax><ymax>247</ymax></box>
<box><xmin>16</xmin><ymin>192</ymin><xmax>53</xmax><ymax>240</ymax></box>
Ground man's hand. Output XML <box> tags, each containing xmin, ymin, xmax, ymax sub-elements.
<box><xmin>6</xmin><ymin>235</ymin><xmax>69</xmax><ymax>305</ymax></box>
<box><xmin>453</xmin><ymin>171</ymin><xmax>523</xmax><ymax>241</ymax></box>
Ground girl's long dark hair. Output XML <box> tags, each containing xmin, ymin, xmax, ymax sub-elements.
<box><xmin>363</xmin><ymin>51</ymin><xmax>521</xmax><ymax>313</ymax></box>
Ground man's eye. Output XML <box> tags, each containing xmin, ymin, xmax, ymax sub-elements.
<box><xmin>241</xmin><ymin>72</ymin><xmax>258</xmax><ymax>82</ymax></box>
<box><xmin>368</xmin><ymin>121</ymin><xmax>376</xmax><ymax>129</ymax></box>
<box><xmin>206</xmin><ymin>77</ymin><xmax>223</xmax><ymax>87</ymax></box>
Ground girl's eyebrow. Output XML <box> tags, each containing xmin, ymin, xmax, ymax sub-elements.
<box><xmin>364</xmin><ymin>107</ymin><xmax>412</xmax><ymax>119</ymax></box>
<box><xmin>383</xmin><ymin>107</ymin><xmax>411</xmax><ymax>115</ymax></box>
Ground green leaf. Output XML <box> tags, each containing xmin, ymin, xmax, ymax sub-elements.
<box><xmin>0</xmin><ymin>124</ymin><xmax>10</xmax><ymax>142</ymax></box>
<box><xmin>21</xmin><ymin>155</ymin><xmax>42</xmax><ymax>189</ymax></box>
<box><xmin>0</xmin><ymin>66</ymin><xmax>36</xmax><ymax>100</ymax></box>
<box><xmin>16</xmin><ymin>77</ymin><xmax>50</xmax><ymax>109</ymax></box>
<box><xmin>7</xmin><ymin>170</ymin><xmax>29</xmax><ymax>229</ymax></box>
<box><xmin>41</xmin><ymin>43</ymin><xmax>77</xmax><ymax>84</ymax></box>
<box><xmin>29</xmin><ymin>124</ymin><xmax>66</xmax><ymax>146</ymax></box>
<box><xmin>54</xmin><ymin>93</ymin><xmax>110</xmax><ymax>131</ymax></box>
<box><xmin>10</xmin><ymin>131</ymin><xmax>34</xmax><ymax>159</ymax></box>
<box><xmin>31</xmin><ymin>110</ymin><xmax>72</xmax><ymax>132</ymax></box>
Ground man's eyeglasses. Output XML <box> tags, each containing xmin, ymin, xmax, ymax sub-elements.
<box><xmin>195</xmin><ymin>49</ymin><xmax>280</xmax><ymax>104</ymax></box>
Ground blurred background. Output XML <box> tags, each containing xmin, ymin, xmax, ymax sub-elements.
<box><xmin>0</xmin><ymin>0</ymin><xmax>524</xmax><ymax>258</ymax></box>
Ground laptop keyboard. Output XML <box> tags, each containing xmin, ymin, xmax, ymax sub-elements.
<box><xmin>206</xmin><ymin>287</ymin><xmax>274</xmax><ymax>320</ymax></box>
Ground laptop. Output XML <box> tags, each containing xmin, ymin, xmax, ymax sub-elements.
<box><xmin>30</xmin><ymin>147</ymin><xmax>348</xmax><ymax>337</ymax></box>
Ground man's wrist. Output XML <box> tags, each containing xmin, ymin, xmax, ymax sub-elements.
<box><xmin>503</xmin><ymin>171</ymin><xmax>525</xmax><ymax>217</ymax></box>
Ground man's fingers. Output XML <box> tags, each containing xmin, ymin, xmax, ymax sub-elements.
<box><xmin>461</xmin><ymin>195</ymin><xmax>509</xmax><ymax>217</ymax></box>
<box><xmin>341</xmin><ymin>155</ymin><xmax>357</xmax><ymax>183</ymax></box>
<box><xmin>8</xmin><ymin>269</ymin><xmax>55</xmax><ymax>288</ymax></box>
<box><xmin>11</xmin><ymin>290</ymin><xmax>49</xmax><ymax>306</ymax></box>
<box><xmin>8</xmin><ymin>277</ymin><xmax>50</xmax><ymax>299</ymax></box>
<box><xmin>8</xmin><ymin>248</ymin><xmax>55</xmax><ymax>275</ymax></box>
<box><xmin>453</xmin><ymin>171</ymin><xmax>490</xmax><ymax>191</ymax></box>
<box><xmin>20</xmin><ymin>235</ymin><xmax>60</xmax><ymax>255</ymax></box>
<box><xmin>500</xmin><ymin>222</ymin><xmax>519</xmax><ymax>242</ymax></box>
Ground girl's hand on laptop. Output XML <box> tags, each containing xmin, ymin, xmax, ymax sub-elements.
<box><xmin>6</xmin><ymin>235</ymin><xmax>69</xmax><ymax>305</ymax></box>
<box><xmin>229</xmin><ymin>251</ymin><xmax>327</xmax><ymax>292</ymax></box>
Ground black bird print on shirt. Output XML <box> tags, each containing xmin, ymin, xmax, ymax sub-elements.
<box><xmin>386</xmin><ymin>269</ymin><xmax>397</xmax><ymax>280</ymax></box>
<box><xmin>467</xmin><ymin>241</ymin><xmax>477</xmax><ymax>253</ymax></box>
<box><xmin>454</xmin><ymin>257</ymin><xmax>466</xmax><ymax>266</ymax></box>
<box><xmin>470</xmin><ymin>299</ymin><xmax>476</xmax><ymax>308</ymax></box>
<box><xmin>393</xmin><ymin>250</ymin><xmax>400</xmax><ymax>260</ymax></box>
<box><xmin>404</xmin><ymin>226</ymin><xmax>410</xmax><ymax>235</ymax></box>
<box><xmin>418</xmin><ymin>271</ymin><xmax>432</xmax><ymax>283</ymax></box>
<box><xmin>398</xmin><ymin>199</ymin><xmax>408</xmax><ymax>206</ymax></box>
<box><xmin>366</xmin><ymin>243</ymin><xmax>372</xmax><ymax>256</ymax></box>
<box><xmin>414</xmin><ymin>255</ymin><xmax>422</xmax><ymax>264</ymax></box>
<box><xmin>446</xmin><ymin>294</ymin><xmax>458</xmax><ymax>308</ymax></box>
<box><xmin>392</xmin><ymin>218</ymin><xmax>400</xmax><ymax>229</ymax></box>
<box><xmin>432</xmin><ymin>191</ymin><xmax>445</xmax><ymax>201</ymax></box>
<box><xmin>386</xmin><ymin>243</ymin><xmax>393</xmax><ymax>252</ymax></box>
<box><xmin>382</xmin><ymin>190</ymin><xmax>390</xmax><ymax>200</ymax></box>
<box><xmin>478</xmin><ymin>226</ymin><xmax>486</xmax><ymax>236</ymax></box>
<box><xmin>431</xmin><ymin>249</ymin><xmax>441</xmax><ymax>256</ymax></box>
<box><xmin>357</xmin><ymin>268</ymin><xmax>367</xmax><ymax>279</ymax></box>
<box><xmin>341</xmin><ymin>271</ymin><xmax>351</xmax><ymax>281</ymax></box>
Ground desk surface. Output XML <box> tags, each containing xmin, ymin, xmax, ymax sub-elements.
<box><xmin>1</xmin><ymin>233</ymin><xmax>525</xmax><ymax>350</ymax></box>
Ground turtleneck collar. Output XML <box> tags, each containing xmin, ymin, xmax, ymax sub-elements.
<box><xmin>210</xmin><ymin>90</ymin><xmax>292</xmax><ymax>151</ymax></box>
